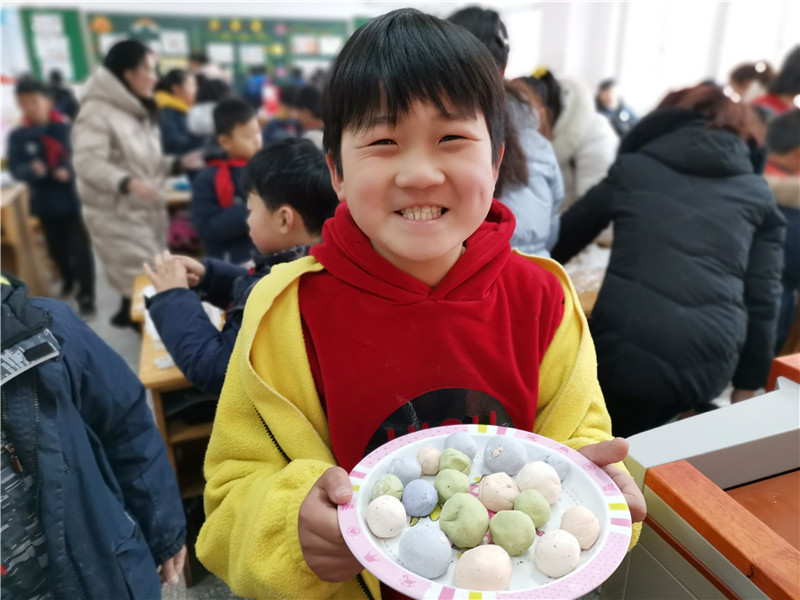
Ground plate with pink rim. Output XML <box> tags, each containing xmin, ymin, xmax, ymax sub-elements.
<box><xmin>338</xmin><ymin>424</ymin><xmax>632</xmax><ymax>599</ymax></box>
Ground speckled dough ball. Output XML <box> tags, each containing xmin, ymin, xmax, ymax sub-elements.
<box><xmin>514</xmin><ymin>489</ymin><xmax>551</xmax><ymax>528</ymax></box>
<box><xmin>439</xmin><ymin>448</ymin><xmax>472</xmax><ymax>475</ymax></box>
<box><xmin>434</xmin><ymin>469</ymin><xmax>470</xmax><ymax>504</ymax></box>
<box><xmin>387</xmin><ymin>457</ymin><xmax>422</xmax><ymax>486</ymax></box>
<box><xmin>370</xmin><ymin>474</ymin><xmax>404</xmax><ymax>501</ymax></box>
<box><xmin>439</xmin><ymin>493</ymin><xmax>490</xmax><ymax>549</ymax></box>
<box><xmin>489</xmin><ymin>510</ymin><xmax>536</xmax><ymax>556</ymax></box>
<box><xmin>366</xmin><ymin>495</ymin><xmax>406</xmax><ymax>538</ymax></box>
<box><xmin>560</xmin><ymin>506</ymin><xmax>601</xmax><ymax>549</ymax></box>
<box><xmin>535</xmin><ymin>530</ymin><xmax>581</xmax><ymax>578</ymax></box>
<box><xmin>416</xmin><ymin>446</ymin><xmax>441</xmax><ymax>475</ymax></box>
<box><xmin>444</xmin><ymin>432</ymin><xmax>478</xmax><ymax>460</ymax></box>
<box><xmin>483</xmin><ymin>435</ymin><xmax>527</xmax><ymax>475</ymax></box>
<box><xmin>453</xmin><ymin>545</ymin><xmax>513</xmax><ymax>591</ymax></box>
<box><xmin>515</xmin><ymin>461</ymin><xmax>562</xmax><ymax>504</ymax></box>
<box><xmin>398</xmin><ymin>524</ymin><xmax>453</xmax><ymax>579</ymax></box>
<box><xmin>402</xmin><ymin>479</ymin><xmax>438</xmax><ymax>517</ymax></box>
<box><xmin>478</xmin><ymin>472</ymin><xmax>520</xmax><ymax>512</ymax></box>
<box><xmin>543</xmin><ymin>454</ymin><xmax>570</xmax><ymax>481</ymax></box>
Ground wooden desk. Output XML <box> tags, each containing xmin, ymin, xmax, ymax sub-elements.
<box><xmin>1</xmin><ymin>184</ymin><xmax>52</xmax><ymax>296</ymax></box>
<box><xmin>138</xmin><ymin>328</ymin><xmax>211</xmax><ymax>498</ymax></box>
<box><xmin>131</xmin><ymin>274</ymin><xmax>149</xmax><ymax>323</ymax></box>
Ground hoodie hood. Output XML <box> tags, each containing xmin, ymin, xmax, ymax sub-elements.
<box><xmin>620</xmin><ymin>107</ymin><xmax>755</xmax><ymax>177</ymax></box>
<box><xmin>80</xmin><ymin>66</ymin><xmax>149</xmax><ymax>119</ymax></box>
<box><xmin>310</xmin><ymin>199</ymin><xmax>515</xmax><ymax>304</ymax></box>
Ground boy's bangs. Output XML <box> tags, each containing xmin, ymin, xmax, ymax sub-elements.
<box><xmin>324</xmin><ymin>9</ymin><xmax>505</xmax><ymax>167</ymax></box>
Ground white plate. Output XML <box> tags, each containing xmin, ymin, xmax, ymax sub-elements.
<box><xmin>338</xmin><ymin>425</ymin><xmax>632</xmax><ymax>599</ymax></box>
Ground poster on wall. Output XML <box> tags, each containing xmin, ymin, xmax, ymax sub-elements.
<box><xmin>160</xmin><ymin>30</ymin><xmax>189</xmax><ymax>56</ymax></box>
<box><xmin>32</xmin><ymin>14</ymin><xmax>73</xmax><ymax>80</ymax></box>
<box><xmin>239</xmin><ymin>44</ymin><xmax>265</xmax><ymax>66</ymax></box>
<box><xmin>206</xmin><ymin>42</ymin><xmax>234</xmax><ymax>64</ymax></box>
<box><xmin>318</xmin><ymin>35</ymin><xmax>343</xmax><ymax>56</ymax></box>
<box><xmin>291</xmin><ymin>35</ymin><xmax>318</xmax><ymax>56</ymax></box>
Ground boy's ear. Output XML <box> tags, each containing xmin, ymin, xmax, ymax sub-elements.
<box><xmin>326</xmin><ymin>151</ymin><xmax>346</xmax><ymax>201</ymax></box>
<box><xmin>217</xmin><ymin>133</ymin><xmax>232</xmax><ymax>153</ymax></box>
<box><xmin>493</xmin><ymin>144</ymin><xmax>506</xmax><ymax>183</ymax></box>
<box><xmin>278</xmin><ymin>205</ymin><xmax>294</xmax><ymax>233</ymax></box>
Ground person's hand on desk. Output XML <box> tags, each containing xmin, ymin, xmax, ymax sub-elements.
<box><xmin>578</xmin><ymin>437</ymin><xmax>646</xmax><ymax>522</ymax></box>
<box><xmin>128</xmin><ymin>179</ymin><xmax>160</xmax><ymax>201</ymax></box>
<box><xmin>143</xmin><ymin>251</ymin><xmax>189</xmax><ymax>293</ymax></box>
<box><xmin>731</xmin><ymin>388</ymin><xmax>758</xmax><ymax>403</ymax></box>
<box><xmin>173</xmin><ymin>255</ymin><xmax>206</xmax><ymax>287</ymax></box>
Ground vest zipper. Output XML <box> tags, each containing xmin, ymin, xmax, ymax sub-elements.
<box><xmin>253</xmin><ymin>405</ymin><xmax>290</xmax><ymax>463</ymax></box>
<box><xmin>356</xmin><ymin>573</ymin><xmax>375</xmax><ymax>600</ymax></box>
<box><xmin>31</xmin><ymin>375</ymin><xmax>43</xmax><ymax>519</ymax></box>
<box><xmin>1</xmin><ymin>388</ymin><xmax>23</xmax><ymax>473</ymax></box>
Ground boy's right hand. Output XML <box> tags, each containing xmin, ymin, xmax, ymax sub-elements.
<box><xmin>174</xmin><ymin>256</ymin><xmax>206</xmax><ymax>287</ymax></box>
<box><xmin>30</xmin><ymin>160</ymin><xmax>47</xmax><ymax>177</ymax></box>
<box><xmin>298</xmin><ymin>467</ymin><xmax>363</xmax><ymax>583</ymax></box>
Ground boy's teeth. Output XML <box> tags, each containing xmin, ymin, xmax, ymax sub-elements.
<box><xmin>400</xmin><ymin>206</ymin><xmax>443</xmax><ymax>220</ymax></box>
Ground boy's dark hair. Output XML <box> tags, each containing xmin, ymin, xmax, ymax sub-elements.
<box><xmin>447</xmin><ymin>7</ymin><xmax>509</xmax><ymax>71</ymax></box>
<box><xmin>519</xmin><ymin>69</ymin><xmax>563</xmax><ymax>125</ymax></box>
<box><xmin>196</xmin><ymin>75</ymin><xmax>232</xmax><ymax>103</ymax></box>
<box><xmin>280</xmin><ymin>84</ymin><xmax>299</xmax><ymax>108</ymax></box>
<box><xmin>213</xmin><ymin>98</ymin><xmax>256</xmax><ymax>136</ymax></box>
<box><xmin>15</xmin><ymin>77</ymin><xmax>50</xmax><ymax>97</ymax></box>
<box><xmin>597</xmin><ymin>78</ymin><xmax>616</xmax><ymax>93</ymax></box>
<box><xmin>189</xmin><ymin>51</ymin><xmax>209</xmax><ymax>65</ymax></box>
<box><xmin>322</xmin><ymin>8</ymin><xmax>505</xmax><ymax>175</ymax></box>
<box><xmin>242</xmin><ymin>137</ymin><xmax>338</xmax><ymax>235</ymax></box>
<box><xmin>295</xmin><ymin>85</ymin><xmax>322</xmax><ymax>119</ymax></box>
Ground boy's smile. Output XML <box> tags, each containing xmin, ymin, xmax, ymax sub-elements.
<box><xmin>328</xmin><ymin>99</ymin><xmax>502</xmax><ymax>287</ymax></box>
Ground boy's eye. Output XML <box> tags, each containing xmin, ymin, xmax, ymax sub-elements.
<box><xmin>441</xmin><ymin>135</ymin><xmax>465</xmax><ymax>142</ymax></box>
<box><xmin>369</xmin><ymin>139</ymin><xmax>396</xmax><ymax>146</ymax></box>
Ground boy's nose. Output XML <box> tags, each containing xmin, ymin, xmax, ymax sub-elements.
<box><xmin>394</xmin><ymin>154</ymin><xmax>446</xmax><ymax>189</ymax></box>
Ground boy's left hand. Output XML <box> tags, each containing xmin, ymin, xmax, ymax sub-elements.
<box><xmin>143</xmin><ymin>251</ymin><xmax>189</xmax><ymax>293</ymax></box>
<box><xmin>52</xmin><ymin>167</ymin><xmax>71</xmax><ymax>182</ymax></box>
<box><xmin>578</xmin><ymin>437</ymin><xmax>646</xmax><ymax>522</ymax></box>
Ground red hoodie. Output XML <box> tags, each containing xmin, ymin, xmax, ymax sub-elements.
<box><xmin>299</xmin><ymin>200</ymin><xmax>566</xmax><ymax>472</ymax></box>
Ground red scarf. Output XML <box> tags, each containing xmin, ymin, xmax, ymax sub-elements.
<box><xmin>207</xmin><ymin>159</ymin><xmax>248</xmax><ymax>208</ymax></box>
<box><xmin>23</xmin><ymin>110</ymin><xmax>68</xmax><ymax>169</ymax></box>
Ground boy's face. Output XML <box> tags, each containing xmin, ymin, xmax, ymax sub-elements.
<box><xmin>17</xmin><ymin>93</ymin><xmax>52</xmax><ymax>125</ymax></box>
<box><xmin>328</xmin><ymin>98</ymin><xmax>501</xmax><ymax>285</ymax></box>
<box><xmin>246</xmin><ymin>192</ymin><xmax>288</xmax><ymax>254</ymax></box>
<box><xmin>219</xmin><ymin>117</ymin><xmax>263</xmax><ymax>160</ymax></box>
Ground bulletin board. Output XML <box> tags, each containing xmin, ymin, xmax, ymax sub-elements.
<box><xmin>19</xmin><ymin>8</ymin><xmax>91</xmax><ymax>82</ymax></box>
<box><xmin>84</xmin><ymin>12</ymin><xmax>350</xmax><ymax>83</ymax></box>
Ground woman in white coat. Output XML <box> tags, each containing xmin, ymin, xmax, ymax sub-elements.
<box><xmin>522</xmin><ymin>69</ymin><xmax>618</xmax><ymax>212</ymax></box>
<box><xmin>73</xmin><ymin>40</ymin><xmax>202</xmax><ymax>328</ymax></box>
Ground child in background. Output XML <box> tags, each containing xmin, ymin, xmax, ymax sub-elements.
<box><xmin>293</xmin><ymin>84</ymin><xmax>325</xmax><ymax>149</ymax></box>
<box><xmin>191</xmin><ymin>98</ymin><xmax>262</xmax><ymax>263</ymax></box>
<box><xmin>144</xmin><ymin>137</ymin><xmax>337</xmax><ymax>396</ymax></box>
<box><xmin>7</xmin><ymin>78</ymin><xmax>95</xmax><ymax>316</ymax></box>
<box><xmin>262</xmin><ymin>85</ymin><xmax>303</xmax><ymax>143</ymax></box>
<box><xmin>196</xmin><ymin>10</ymin><xmax>645</xmax><ymax>600</ymax></box>
<box><xmin>155</xmin><ymin>69</ymin><xmax>204</xmax><ymax>155</ymax></box>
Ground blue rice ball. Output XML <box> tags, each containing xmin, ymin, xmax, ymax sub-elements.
<box><xmin>398</xmin><ymin>524</ymin><xmax>452</xmax><ymax>579</ymax></box>
<box><xmin>483</xmin><ymin>435</ymin><xmax>527</xmax><ymax>475</ymax></box>
<box><xmin>402</xmin><ymin>479</ymin><xmax>438</xmax><ymax>517</ymax></box>
<box><xmin>387</xmin><ymin>457</ymin><xmax>422</xmax><ymax>486</ymax></box>
<box><xmin>444</xmin><ymin>432</ymin><xmax>478</xmax><ymax>460</ymax></box>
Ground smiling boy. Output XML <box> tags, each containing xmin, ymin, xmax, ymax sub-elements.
<box><xmin>197</xmin><ymin>10</ymin><xmax>644</xmax><ymax>600</ymax></box>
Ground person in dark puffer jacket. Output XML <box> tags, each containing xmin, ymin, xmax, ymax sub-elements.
<box><xmin>552</xmin><ymin>84</ymin><xmax>785</xmax><ymax>437</ymax></box>
<box><xmin>144</xmin><ymin>137</ymin><xmax>338</xmax><ymax>396</ymax></box>
<box><xmin>0</xmin><ymin>274</ymin><xmax>186</xmax><ymax>599</ymax></box>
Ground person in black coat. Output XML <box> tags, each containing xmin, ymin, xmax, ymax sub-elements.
<box><xmin>7</xmin><ymin>79</ymin><xmax>95</xmax><ymax>315</ymax></box>
<box><xmin>552</xmin><ymin>84</ymin><xmax>785</xmax><ymax>437</ymax></box>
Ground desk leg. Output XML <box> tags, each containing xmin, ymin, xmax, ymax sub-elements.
<box><xmin>150</xmin><ymin>389</ymin><xmax>176</xmax><ymax>472</ymax></box>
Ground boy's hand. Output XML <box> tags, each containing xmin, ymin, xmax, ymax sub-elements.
<box><xmin>52</xmin><ymin>167</ymin><xmax>71</xmax><ymax>182</ymax></box>
<box><xmin>578</xmin><ymin>438</ymin><xmax>646</xmax><ymax>522</ymax></box>
<box><xmin>174</xmin><ymin>255</ymin><xmax>206</xmax><ymax>287</ymax></box>
<box><xmin>159</xmin><ymin>544</ymin><xmax>186</xmax><ymax>586</ymax></box>
<box><xmin>731</xmin><ymin>388</ymin><xmax>758</xmax><ymax>403</ymax></box>
<box><xmin>143</xmin><ymin>251</ymin><xmax>189</xmax><ymax>293</ymax></box>
<box><xmin>298</xmin><ymin>467</ymin><xmax>363</xmax><ymax>582</ymax></box>
<box><xmin>30</xmin><ymin>160</ymin><xmax>47</xmax><ymax>177</ymax></box>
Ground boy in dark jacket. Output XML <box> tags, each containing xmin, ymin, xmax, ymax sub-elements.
<box><xmin>7</xmin><ymin>79</ymin><xmax>95</xmax><ymax>315</ymax></box>
<box><xmin>191</xmin><ymin>98</ymin><xmax>262</xmax><ymax>263</ymax></box>
<box><xmin>0</xmin><ymin>274</ymin><xmax>186</xmax><ymax>599</ymax></box>
<box><xmin>144</xmin><ymin>137</ymin><xmax>338</xmax><ymax>395</ymax></box>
